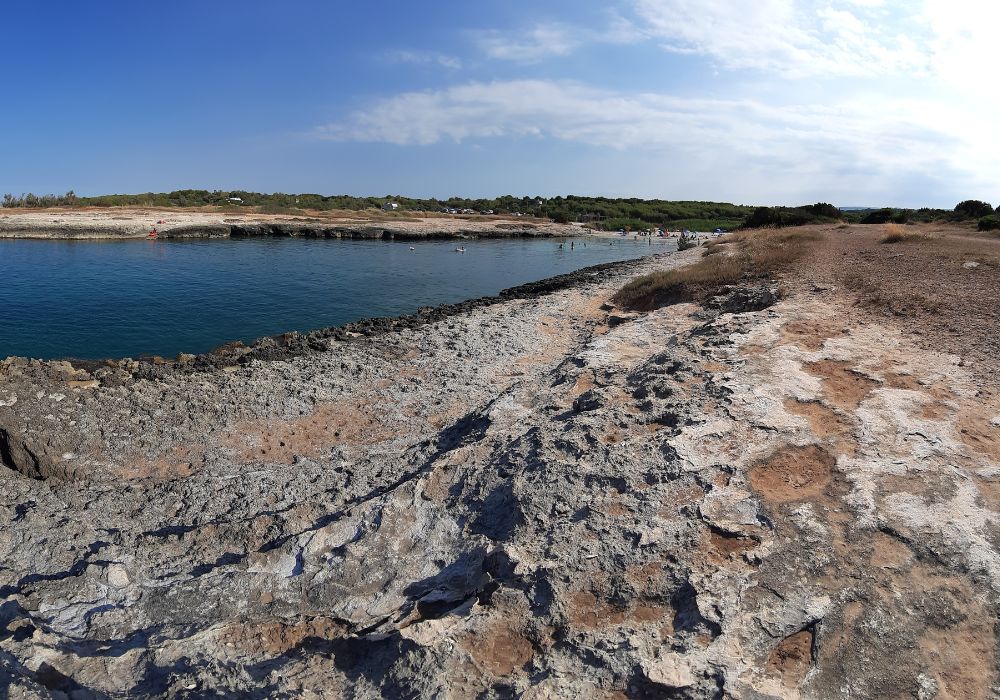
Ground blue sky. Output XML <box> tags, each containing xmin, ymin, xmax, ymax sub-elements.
<box><xmin>1</xmin><ymin>0</ymin><xmax>996</xmax><ymax>207</ymax></box>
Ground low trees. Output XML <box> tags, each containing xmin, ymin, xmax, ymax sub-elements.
<box><xmin>955</xmin><ymin>200</ymin><xmax>995</xmax><ymax>219</ymax></box>
<box><xmin>0</xmin><ymin>191</ymin><xmax>79</xmax><ymax>208</ymax></box>
<box><xmin>741</xmin><ymin>203</ymin><xmax>841</xmax><ymax>229</ymax></box>
<box><xmin>743</xmin><ymin>207</ymin><xmax>784</xmax><ymax>228</ymax></box>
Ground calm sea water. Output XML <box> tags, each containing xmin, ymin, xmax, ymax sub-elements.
<box><xmin>0</xmin><ymin>236</ymin><xmax>671</xmax><ymax>360</ymax></box>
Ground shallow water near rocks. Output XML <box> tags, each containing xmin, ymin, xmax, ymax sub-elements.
<box><xmin>0</xmin><ymin>236</ymin><xmax>669</xmax><ymax>359</ymax></box>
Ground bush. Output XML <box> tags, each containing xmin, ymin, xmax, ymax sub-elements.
<box><xmin>978</xmin><ymin>215</ymin><xmax>1000</xmax><ymax>232</ymax></box>
<box><xmin>955</xmin><ymin>200</ymin><xmax>995</xmax><ymax>219</ymax></box>
<box><xmin>880</xmin><ymin>223</ymin><xmax>925</xmax><ymax>243</ymax></box>
<box><xmin>677</xmin><ymin>233</ymin><xmax>698</xmax><ymax>250</ymax></box>
<box><xmin>860</xmin><ymin>208</ymin><xmax>895</xmax><ymax>224</ymax></box>
<box><xmin>741</xmin><ymin>204</ymin><xmax>839</xmax><ymax>229</ymax></box>
<box><xmin>743</xmin><ymin>207</ymin><xmax>784</xmax><ymax>228</ymax></box>
<box><xmin>803</xmin><ymin>202</ymin><xmax>841</xmax><ymax>218</ymax></box>
<box><xmin>600</xmin><ymin>217</ymin><xmax>649</xmax><ymax>232</ymax></box>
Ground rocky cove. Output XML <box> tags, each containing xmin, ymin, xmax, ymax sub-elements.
<box><xmin>1</xmin><ymin>227</ymin><xmax>999</xmax><ymax>699</ymax></box>
<box><xmin>0</xmin><ymin>210</ymin><xmax>582</xmax><ymax>240</ymax></box>
<box><xmin>0</xmin><ymin>235</ymin><xmax>665</xmax><ymax>361</ymax></box>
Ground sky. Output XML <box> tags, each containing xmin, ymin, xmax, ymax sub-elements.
<box><xmin>1</xmin><ymin>0</ymin><xmax>996</xmax><ymax>208</ymax></box>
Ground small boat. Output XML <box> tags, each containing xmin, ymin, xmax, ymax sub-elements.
<box><xmin>409</xmin><ymin>246</ymin><xmax>415</xmax><ymax>250</ymax></box>
<box><xmin>455</xmin><ymin>247</ymin><xmax>466</xmax><ymax>253</ymax></box>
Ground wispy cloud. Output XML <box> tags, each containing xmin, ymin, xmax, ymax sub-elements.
<box><xmin>384</xmin><ymin>49</ymin><xmax>462</xmax><ymax>70</ymax></box>
<box><xmin>474</xmin><ymin>23</ymin><xmax>584</xmax><ymax>63</ymax></box>
<box><xmin>318</xmin><ymin>3</ymin><xmax>998</xmax><ymax>204</ymax></box>
<box><xmin>314</xmin><ymin>79</ymin><xmax>999</xmax><ymax>200</ymax></box>
<box><xmin>472</xmin><ymin>1</ymin><xmax>998</xmax><ymax>87</ymax></box>
<box><xmin>631</xmin><ymin>0</ymin><xmax>930</xmax><ymax>78</ymax></box>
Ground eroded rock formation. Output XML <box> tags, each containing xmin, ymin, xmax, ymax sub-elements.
<box><xmin>1</xmin><ymin>245</ymin><xmax>998</xmax><ymax>698</ymax></box>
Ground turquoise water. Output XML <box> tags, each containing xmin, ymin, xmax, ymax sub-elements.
<box><xmin>0</xmin><ymin>236</ymin><xmax>670</xmax><ymax>360</ymax></box>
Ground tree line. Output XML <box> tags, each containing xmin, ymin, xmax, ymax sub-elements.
<box><xmin>1</xmin><ymin>190</ymin><xmax>995</xmax><ymax>230</ymax></box>
<box><xmin>2</xmin><ymin>191</ymin><xmax>78</xmax><ymax>208</ymax></box>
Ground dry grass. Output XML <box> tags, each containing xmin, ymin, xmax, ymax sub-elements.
<box><xmin>839</xmin><ymin>224</ymin><xmax>1000</xmax><ymax>318</ymax></box>
<box><xmin>614</xmin><ymin>229</ymin><xmax>820</xmax><ymax>310</ymax></box>
<box><xmin>881</xmin><ymin>223</ymin><xmax>926</xmax><ymax>244</ymax></box>
<box><xmin>613</xmin><ymin>257</ymin><xmax>742</xmax><ymax>309</ymax></box>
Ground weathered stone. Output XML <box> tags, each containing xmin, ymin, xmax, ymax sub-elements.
<box><xmin>643</xmin><ymin>653</ymin><xmax>697</xmax><ymax>688</ymax></box>
<box><xmin>0</xmin><ymin>243</ymin><xmax>997</xmax><ymax>699</ymax></box>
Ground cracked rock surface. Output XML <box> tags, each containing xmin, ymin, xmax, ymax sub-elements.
<box><xmin>1</xmin><ymin>243</ymin><xmax>998</xmax><ymax>698</ymax></box>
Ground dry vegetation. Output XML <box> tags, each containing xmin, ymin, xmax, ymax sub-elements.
<box><xmin>842</xmin><ymin>272</ymin><xmax>944</xmax><ymax>315</ymax></box>
<box><xmin>775</xmin><ymin>222</ymin><xmax>1000</xmax><ymax>376</ymax></box>
<box><xmin>844</xmin><ymin>229</ymin><xmax>998</xmax><ymax>318</ymax></box>
<box><xmin>880</xmin><ymin>222</ymin><xmax>927</xmax><ymax>244</ymax></box>
<box><xmin>614</xmin><ymin>228</ymin><xmax>821</xmax><ymax>310</ymax></box>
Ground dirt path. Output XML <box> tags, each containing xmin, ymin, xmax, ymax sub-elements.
<box><xmin>790</xmin><ymin>222</ymin><xmax>1000</xmax><ymax>380</ymax></box>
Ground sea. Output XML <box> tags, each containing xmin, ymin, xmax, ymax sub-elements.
<box><xmin>0</xmin><ymin>235</ymin><xmax>672</xmax><ymax>359</ymax></box>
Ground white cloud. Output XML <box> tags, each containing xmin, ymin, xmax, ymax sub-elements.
<box><xmin>385</xmin><ymin>50</ymin><xmax>462</xmax><ymax>70</ymax></box>
<box><xmin>626</xmin><ymin>0</ymin><xmax>1000</xmax><ymax>92</ymax></box>
<box><xmin>472</xmin><ymin>13</ymin><xmax>641</xmax><ymax>63</ymax></box>
<box><xmin>921</xmin><ymin>0</ymin><xmax>1000</xmax><ymax>99</ymax></box>
<box><xmin>474</xmin><ymin>1</ymin><xmax>995</xmax><ymax>88</ymax></box>
<box><xmin>314</xmin><ymin>80</ymin><xmax>998</xmax><ymax>199</ymax></box>
<box><xmin>324</xmin><ymin>3</ymin><xmax>999</xmax><ymax>204</ymax></box>
<box><xmin>475</xmin><ymin>24</ymin><xmax>583</xmax><ymax>63</ymax></box>
<box><xmin>631</xmin><ymin>0</ymin><xmax>931</xmax><ymax>78</ymax></box>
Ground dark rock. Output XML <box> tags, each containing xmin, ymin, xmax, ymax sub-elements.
<box><xmin>709</xmin><ymin>286</ymin><xmax>779</xmax><ymax>314</ymax></box>
<box><xmin>607</xmin><ymin>314</ymin><xmax>636</xmax><ymax>328</ymax></box>
<box><xmin>572</xmin><ymin>389</ymin><xmax>604</xmax><ymax>413</ymax></box>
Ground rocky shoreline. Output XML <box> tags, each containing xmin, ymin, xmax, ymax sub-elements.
<box><xmin>73</xmin><ymin>255</ymin><xmax>662</xmax><ymax>373</ymax></box>
<box><xmin>0</xmin><ymin>210</ymin><xmax>582</xmax><ymax>240</ymax></box>
<box><xmin>2</xmin><ymin>232</ymin><xmax>998</xmax><ymax>698</ymax></box>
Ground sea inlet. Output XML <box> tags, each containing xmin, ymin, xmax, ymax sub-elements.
<box><xmin>0</xmin><ymin>235</ymin><xmax>672</xmax><ymax>360</ymax></box>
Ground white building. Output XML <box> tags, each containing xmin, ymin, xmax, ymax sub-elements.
<box><xmin>382</xmin><ymin>201</ymin><xmax>399</xmax><ymax>211</ymax></box>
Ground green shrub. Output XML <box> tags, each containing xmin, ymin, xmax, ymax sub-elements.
<box><xmin>743</xmin><ymin>207</ymin><xmax>784</xmax><ymax>228</ymax></box>
<box><xmin>802</xmin><ymin>202</ymin><xmax>841</xmax><ymax>218</ymax></box>
<box><xmin>677</xmin><ymin>233</ymin><xmax>698</xmax><ymax>250</ymax></box>
<box><xmin>978</xmin><ymin>215</ymin><xmax>1000</xmax><ymax>232</ymax></box>
<box><xmin>740</xmin><ymin>204</ymin><xmax>839</xmax><ymax>229</ymax></box>
<box><xmin>860</xmin><ymin>208</ymin><xmax>895</xmax><ymax>224</ymax></box>
<box><xmin>956</xmin><ymin>200</ymin><xmax>995</xmax><ymax>219</ymax></box>
<box><xmin>600</xmin><ymin>217</ymin><xmax>651</xmax><ymax>232</ymax></box>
